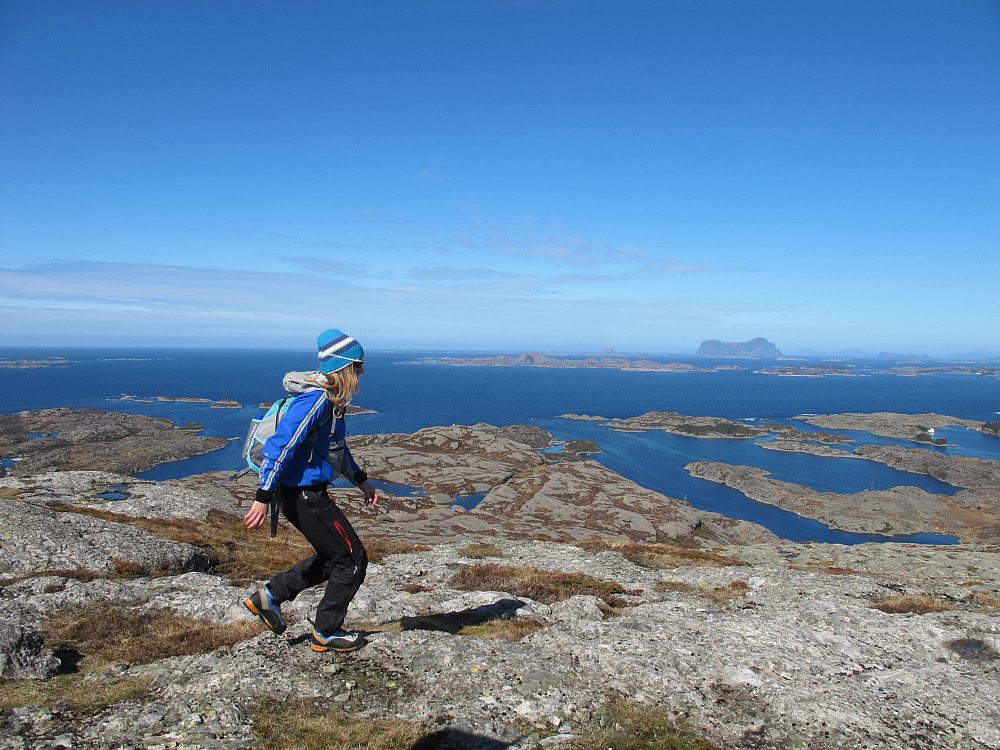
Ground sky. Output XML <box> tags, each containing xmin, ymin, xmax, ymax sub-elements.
<box><xmin>1</xmin><ymin>0</ymin><xmax>998</xmax><ymax>357</ymax></box>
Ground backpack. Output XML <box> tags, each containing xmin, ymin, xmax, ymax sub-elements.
<box><xmin>241</xmin><ymin>396</ymin><xmax>295</xmax><ymax>473</ymax></box>
<box><xmin>242</xmin><ymin>393</ymin><xmax>336</xmax><ymax>474</ymax></box>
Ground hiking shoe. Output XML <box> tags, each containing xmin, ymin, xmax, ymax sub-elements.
<box><xmin>311</xmin><ymin>628</ymin><xmax>365</xmax><ymax>652</ymax></box>
<box><xmin>243</xmin><ymin>586</ymin><xmax>287</xmax><ymax>635</ymax></box>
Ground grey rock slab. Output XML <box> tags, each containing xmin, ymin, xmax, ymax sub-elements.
<box><xmin>0</xmin><ymin>470</ymin><xmax>241</xmax><ymax>520</ymax></box>
<box><xmin>0</xmin><ymin>617</ymin><xmax>61</xmax><ymax>679</ymax></box>
<box><xmin>0</xmin><ymin>497</ymin><xmax>210</xmax><ymax>576</ymax></box>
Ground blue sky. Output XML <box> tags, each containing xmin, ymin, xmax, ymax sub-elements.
<box><xmin>1</xmin><ymin>0</ymin><xmax>997</xmax><ymax>356</ymax></box>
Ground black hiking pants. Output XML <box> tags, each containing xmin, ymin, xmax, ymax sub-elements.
<box><xmin>266</xmin><ymin>485</ymin><xmax>368</xmax><ymax>635</ymax></box>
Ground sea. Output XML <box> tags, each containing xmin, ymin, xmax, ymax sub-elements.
<box><xmin>3</xmin><ymin>346</ymin><xmax>999</xmax><ymax>547</ymax></box>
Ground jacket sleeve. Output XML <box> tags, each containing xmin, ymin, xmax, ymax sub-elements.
<box><xmin>258</xmin><ymin>392</ymin><xmax>331</xmax><ymax>492</ymax></box>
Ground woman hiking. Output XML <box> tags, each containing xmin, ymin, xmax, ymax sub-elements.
<box><xmin>242</xmin><ymin>328</ymin><xmax>377</xmax><ymax>652</ymax></box>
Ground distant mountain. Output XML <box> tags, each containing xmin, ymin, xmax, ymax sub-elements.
<box><xmin>695</xmin><ymin>337</ymin><xmax>782</xmax><ymax>357</ymax></box>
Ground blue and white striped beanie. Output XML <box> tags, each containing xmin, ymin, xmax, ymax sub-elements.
<box><xmin>317</xmin><ymin>328</ymin><xmax>364</xmax><ymax>374</ymax></box>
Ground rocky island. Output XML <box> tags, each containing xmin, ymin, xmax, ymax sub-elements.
<box><xmin>0</xmin><ymin>408</ymin><xmax>228</xmax><ymax>477</ymax></box>
<box><xmin>695</xmin><ymin>337</ymin><xmax>782</xmax><ymax>358</ymax></box>
<box><xmin>587</xmin><ymin>411</ymin><xmax>855</xmax><ymax>445</ymax></box>
<box><xmin>685</xmin><ymin>461</ymin><xmax>1000</xmax><ymax>541</ymax></box>
<box><xmin>412</xmin><ymin>352</ymin><xmax>732</xmax><ymax>372</ymax></box>
<box><xmin>794</xmin><ymin>412</ymin><xmax>985</xmax><ymax>441</ymax></box>
<box><xmin>0</xmin><ymin>359</ymin><xmax>71</xmax><ymax>370</ymax></box>
<box><xmin>1</xmin><ymin>411</ymin><xmax>999</xmax><ymax>749</ymax></box>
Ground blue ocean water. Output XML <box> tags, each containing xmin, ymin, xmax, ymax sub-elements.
<box><xmin>3</xmin><ymin>347</ymin><xmax>998</xmax><ymax>545</ymax></box>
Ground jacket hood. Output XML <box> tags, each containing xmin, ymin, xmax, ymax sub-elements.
<box><xmin>282</xmin><ymin>370</ymin><xmax>326</xmax><ymax>395</ymax></box>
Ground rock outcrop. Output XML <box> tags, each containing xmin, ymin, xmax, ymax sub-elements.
<box><xmin>595</xmin><ymin>412</ymin><xmax>854</xmax><ymax>443</ymax></box>
<box><xmin>0</xmin><ymin>492</ymin><xmax>211</xmax><ymax>577</ymax></box>
<box><xmin>855</xmin><ymin>444</ymin><xmax>1000</xmax><ymax>488</ymax></box>
<box><xmin>793</xmin><ymin>411</ymin><xmax>984</xmax><ymax>440</ymax></box>
<box><xmin>685</xmin><ymin>461</ymin><xmax>1000</xmax><ymax>541</ymax></box>
<box><xmin>603</xmin><ymin>411</ymin><xmax>765</xmax><ymax>438</ymax></box>
<box><xmin>0</xmin><ymin>408</ymin><xmax>228</xmax><ymax>477</ymax></box>
<box><xmin>335</xmin><ymin>424</ymin><xmax>775</xmax><ymax>548</ymax></box>
<box><xmin>348</xmin><ymin>423</ymin><xmax>547</xmax><ymax>495</ymax></box>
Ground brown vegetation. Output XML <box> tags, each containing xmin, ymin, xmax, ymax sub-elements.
<box><xmin>0</xmin><ymin>674</ymin><xmax>151</xmax><ymax>712</ymax></box>
<box><xmin>963</xmin><ymin>591</ymin><xmax>1000</xmax><ymax>609</ymax></box>
<box><xmin>656</xmin><ymin>580</ymin><xmax>751</xmax><ymax>606</ymax></box>
<box><xmin>564</xmin><ymin>697</ymin><xmax>719</xmax><ymax>750</ymax></box>
<box><xmin>450</xmin><ymin>563</ymin><xmax>632</xmax><ymax>607</ymax></box>
<box><xmin>871</xmin><ymin>595</ymin><xmax>955</xmax><ymax>615</ymax></box>
<box><xmin>457</xmin><ymin>542</ymin><xmax>507</xmax><ymax>558</ymax></box>
<box><xmin>253</xmin><ymin>699</ymin><xmax>429</xmax><ymax>750</ymax></box>
<box><xmin>577</xmin><ymin>538</ymin><xmax>749</xmax><ymax>569</ymax></box>
<box><xmin>1</xmin><ymin>605</ymin><xmax>259</xmax><ymax>712</ymax></box>
<box><xmin>43</xmin><ymin>604</ymin><xmax>262</xmax><ymax>673</ymax></box>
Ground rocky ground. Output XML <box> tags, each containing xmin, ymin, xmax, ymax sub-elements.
<box><xmin>1</xmin><ymin>416</ymin><xmax>999</xmax><ymax>749</ymax></box>
<box><xmin>0</xmin><ymin>469</ymin><xmax>997</xmax><ymax>749</ymax></box>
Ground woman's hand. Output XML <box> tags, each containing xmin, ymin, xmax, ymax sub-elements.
<box><xmin>243</xmin><ymin>500</ymin><xmax>269</xmax><ymax>529</ymax></box>
<box><xmin>359</xmin><ymin>480</ymin><xmax>379</xmax><ymax>508</ymax></box>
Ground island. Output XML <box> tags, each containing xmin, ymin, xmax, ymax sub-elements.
<box><xmin>792</xmin><ymin>411</ymin><xmax>984</xmax><ymax>441</ymax></box>
<box><xmin>695</xmin><ymin>337</ymin><xmax>782</xmax><ymax>357</ymax></box>
<box><xmin>0</xmin><ymin>358</ymin><xmax>71</xmax><ymax>369</ymax></box>
<box><xmin>686</xmin><ymin>460</ymin><xmax>1000</xmax><ymax>542</ymax></box>
<box><xmin>0</xmin><ymin>408</ymin><xmax>229</xmax><ymax>477</ymax></box>
<box><xmin>411</xmin><ymin>351</ymin><xmax>732</xmax><ymax>371</ymax></box>
<box><xmin>587</xmin><ymin>411</ymin><xmax>855</xmax><ymax>444</ymax></box>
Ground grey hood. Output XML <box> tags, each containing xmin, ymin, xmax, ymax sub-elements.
<box><xmin>281</xmin><ymin>370</ymin><xmax>325</xmax><ymax>395</ymax></box>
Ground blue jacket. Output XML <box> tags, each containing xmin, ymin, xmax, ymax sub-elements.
<box><xmin>258</xmin><ymin>384</ymin><xmax>362</xmax><ymax>492</ymax></box>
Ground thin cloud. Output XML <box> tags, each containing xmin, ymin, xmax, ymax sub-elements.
<box><xmin>0</xmin><ymin>258</ymin><xmax>800</xmax><ymax>351</ymax></box>
<box><xmin>282</xmin><ymin>256</ymin><xmax>376</xmax><ymax>278</ymax></box>
<box><xmin>403</xmin><ymin>266</ymin><xmax>535</xmax><ymax>285</ymax></box>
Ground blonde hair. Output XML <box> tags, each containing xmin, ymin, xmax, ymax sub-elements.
<box><xmin>306</xmin><ymin>366</ymin><xmax>360</xmax><ymax>416</ymax></box>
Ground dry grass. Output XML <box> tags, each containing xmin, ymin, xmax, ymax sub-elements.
<box><xmin>251</xmin><ymin>696</ymin><xmax>718</xmax><ymax>750</ymax></box>
<box><xmin>360</xmin><ymin>612</ymin><xmax>546</xmax><ymax>641</ymax></box>
<box><xmin>0</xmin><ymin>605</ymin><xmax>254</xmax><ymax>712</ymax></box>
<box><xmin>454</xmin><ymin>618</ymin><xmax>545</xmax><ymax>640</ymax></box>
<box><xmin>0</xmin><ymin>674</ymin><xmax>151</xmax><ymax>712</ymax></box>
<box><xmin>564</xmin><ymin>697</ymin><xmax>719</xmax><ymax>750</ymax></box>
<box><xmin>702</xmin><ymin>580</ymin><xmax>750</xmax><ymax>605</ymax></box>
<box><xmin>577</xmin><ymin>538</ymin><xmax>748</xmax><ymax>570</ymax></box>
<box><xmin>43</xmin><ymin>604</ymin><xmax>262</xmax><ymax>673</ymax></box>
<box><xmin>458</xmin><ymin>542</ymin><xmax>507</xmax><ymax>558</ymax></box>
<box><xmin>656</xmin><ymin>580</ymin><xmax>750</xmax><ymax>605</ymax></box>
<box><xmin>449</xmin><ymin>563</ymin><xmax>632</xmax><ymax>607</ymax></box>
<box><xmin>964</xmin><ymin>591</ymin><xmax>1000</xmax><ymax>609</ymax></box>
<box><xmin>871</xmin><ymin>595</ymin><xmax>956</xmax><ymax>615</ymax></box>
<box><xmin>365</xmin><ymin>539</ymin><xmax>432</xmax><ymax>564</ymax></box>
<box><xmin>0</xmin><ymin>560</ymin><xmax>175</xmax><ymax>588</ymax></box>
<box><xmin>253</xmin><ymin>699</ymin><xmax>429</xmax><ymax>750</ymax></box>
